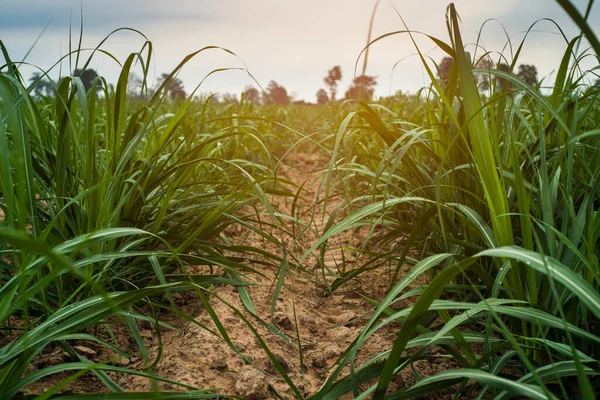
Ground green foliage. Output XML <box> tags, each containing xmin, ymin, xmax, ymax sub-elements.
<box><xmin>0</xmin><ymin>31</ymin><xmax>281</xmax><ymax>396</ymax></box>
<box><xmin>2</xmin><ymin>1</ymin><xmax>600</xmax><ymax>399</ymax></box>
<box><xmin>310</xmin><ymin>2</ymin><xmax>600</xmax><ymax>399</ymax></box>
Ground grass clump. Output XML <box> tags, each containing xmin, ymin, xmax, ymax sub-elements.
<box><xmin>309</xmin><ymin>2</ymin><xmax>600</xmax><ymax>399</ymax></box>
<box><xmin>0</xmin><ymin>31</ymin><xmax>281</xmax><ymax>397</ymax></box>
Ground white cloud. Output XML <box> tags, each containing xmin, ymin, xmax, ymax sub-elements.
<box><xmin>2</xmin><ymin>0</ymin><xmax>598</xmax><ymax>101</ymax></box>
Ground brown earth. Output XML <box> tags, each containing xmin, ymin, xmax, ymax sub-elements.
<box><xmin>116</xmin><ymin>148</ymin><xmax>406</xmax><ymax>398</ymax></box>
<box><xmin>21</xmin><ymin>147</ymin><xmax>464</xmax><ymax>399</ymax></box>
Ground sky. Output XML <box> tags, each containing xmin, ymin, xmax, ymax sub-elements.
<box><xmin>0</xmin><ymin>0</ymin><xmax>598</xmax><ymax>102</ymax></box>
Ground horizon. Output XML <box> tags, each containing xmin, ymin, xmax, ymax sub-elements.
<box><xmin>1</xmin><ymin>0</ymin><xmax>599</xmax><ymax>102</ymax></box>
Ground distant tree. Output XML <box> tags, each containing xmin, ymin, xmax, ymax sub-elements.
<box><xmin>436</xmin><ymin>56</ymin><xmax>495</xmax><ymax>92</ymax></box>
<box><xmin>292</xmin><ymin>100</ymin><xmax>311</xmax><ymax>105</ymax></box>
<box><xmin>517</xmin><ymin>64</ymin><xmax>537</xmax><ymax>86</ymax></box>
<box><xmin>345</xmin><ymin>75</ymin><xmax>377</xmax><ymax>101</ymax></box>
<box><xmin>496</xmin><ymin>63</ymin><xmax>511</xmax><ymax>88</ymax></box>
<box><xmin>437</xmin><ymin>56</ymin><xmax>454</xmax><ymax>86</ymax></box>
<box><xmin>73</xmin><ymin>68</ymin><xmax>101</xmax><ymax>92</ymax></box>
<box><xmin>243</xmin><ymin>87</ymin><xmax>261</xmax><ymax>103</ymax></box>
<box><xmin>29</xmin><ymin>72</ymin><xmax>56</xmax><ymax>98</ymax></box>
<box><xmin>324</xmin><ymin>66</ymin><xmax>342</xmax><ymax>101</ymax></box>
<box><xmin>127</xmin><ymin>72</ymin><xmax>145</xmax><ymax>98</ymax></box>
<box><xmin>221</xmin><ymin>93</ymin><xmax>239</xmax><ymax>104</ymax></box>
<box><xmin>316</xmin><ymin>89</ymin><xmax>329</xmax><ymax>105</ymax></box>
<box><xmin>156</xmin><ymin>73</ymin><xmax>186</xmax><ymax>100</ymax></box>
<box><xmin>29</xmin><ymin>73</ymin><xmax>45</xmax><ymax>97</ymax></box>
<box><xmin>475</xmin><ymin>57</ymin><xmax>494</xmax><ymax>91</ymax></box>
<box><xmin>266</xmin><ymin>81</ymin><xmax>290</xmax><ymax>105</ymax></box>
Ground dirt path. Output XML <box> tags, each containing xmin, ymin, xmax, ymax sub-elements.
<box><xmin>118</xmin><ymin>148</ymin><xmax>399</xmax><ymax>398</ymax></box>
<box><xmin>19</xmin><ymin>145</ymin><xmax>465</xmax><ymax>399</ymax></box>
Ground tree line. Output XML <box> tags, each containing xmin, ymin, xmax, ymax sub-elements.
<box><xmin>28</xmin><ymin>58</ymin><xmax>599</xmax><ymax>104</ymax></box>
<box><xmin>437</xmin><ymin>56</ymin><xmax>539</xmax><ymax>89</ymax></box>
<box><xmin>26</xmin><ymin>65</ymin><xmax>378</xmax><ymax>105</ymax></box>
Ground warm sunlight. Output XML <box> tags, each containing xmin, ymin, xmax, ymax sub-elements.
<box><xmin>1</xmin><ymin>0</ymin><xmax>597</xmax><ymax>100</ymax></box>
<box><xmin>0</xmin><ymin>1</ymin><xmax>599</xmax><ymax>399</ymax></box>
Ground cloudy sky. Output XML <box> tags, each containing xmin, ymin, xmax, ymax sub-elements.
<box><xmin>0</xmin><ymin>0</ymin><xmax>598</xmax><ymax>101</ymax></box>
